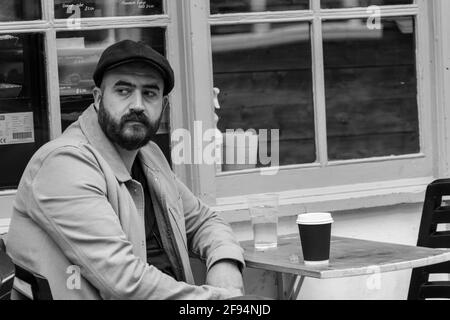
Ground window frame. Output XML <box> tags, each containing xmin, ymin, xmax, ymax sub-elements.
<box><xmin>180</xmin><ymin>0</ymin><xmax>440</xmax><ymax>211</ymax></box>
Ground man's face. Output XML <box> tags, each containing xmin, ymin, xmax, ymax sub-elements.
<box><xmin>94</xmin><ymin>62</ymin><xmax>166</xmax><ymax>151</ymax></box>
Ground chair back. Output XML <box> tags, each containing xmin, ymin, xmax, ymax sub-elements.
<box><xmin>13</xmin><ymin>264</ymin><xmax>53</xmax><ymax>300</ymax></box>
<box><xmin>408</xmin><ymin>179</ymin><xmax>450</xmax><ymax>299</ymax></box>
<box><xmin>0</xmin><ymin>238</ymin><xmax>15</xmax><ymax>300</ymax></box>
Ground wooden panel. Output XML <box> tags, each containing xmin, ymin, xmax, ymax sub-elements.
<box><xmin>323</xmin><ymin>18</ymin><xmax>420</xmax><ymax>159</ymax></box>
<box><xmin>210</xmin><ymin>0</ymin><xmax>310</xmax><ymax>14</ymax></box>
<box><xmin>322</xmin><ymin>0</ymin><xmax>413</xmax><ymax>9</ymax></box>
<box><xmin>215</xmin><ymin>71</ymin><xmax>316</xmax><ymax>165</ymax></box>
<box><xmin>212</xmin><ymin>36</ymin><xmax>315</xmax><ymax>166</ymax></box>
<box><xmin>328</xmin><ymin>131</ymin><xmax>419</xmax><ymax>159</ymax></box>
<box><xmin>213</xmin><ymin>41</ymin><xmax>312</xmax><ymax>73</ymax></box>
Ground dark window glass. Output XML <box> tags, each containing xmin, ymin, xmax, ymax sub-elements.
<box><xmin>54</xmin><ymin>0</ymin><xmax>163</xmax><ymax>18</ymax></box>
<box><xmin>211</xmin><ymin>0</ymin><xmax>309</xmax><ymax>14</ymax></box>
<box><xmin>0</xmin><ymin>0</ymin><xmax>41</xmax><ymax>21</ymax></box>
<box><xmin>0</xmin><ymin>33</ymin><xmax>48</xmax><ymax>189</ymax></box>
<box><xmin>321</xmin><ymin>0</ymin><xmax>412</xmax><ymax>9</ymax></box>
<box><xmin>212</xmin><ymin>22</ymin><xmax>315</xmax><ymax>172</ymax></box>
<box><xmin>323</xmin><ymin>17</ymin><xmax>419</xmax><ymax>160</ymax></box>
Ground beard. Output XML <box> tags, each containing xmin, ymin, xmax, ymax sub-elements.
<box><xmin>97</xmin><ymin>99</ymin><xmax>162</xmax><ymax>151</ymax></box>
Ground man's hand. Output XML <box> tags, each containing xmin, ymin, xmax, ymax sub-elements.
<box><xmin>206</xmin><ymin>259</ymin><xmax>244</xmax><ymax>297</ymax></box>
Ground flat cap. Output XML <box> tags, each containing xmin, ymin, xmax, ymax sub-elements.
<box><xmin>93</xmin><ymin>40</ymin><xmax>174</xmax><ymax>96</ymax></box>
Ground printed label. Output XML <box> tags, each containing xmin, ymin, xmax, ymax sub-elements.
<box><xmin>0</xmin><ymin>112</ymin><xmax>35</xmax><ymax>145</ymax></box>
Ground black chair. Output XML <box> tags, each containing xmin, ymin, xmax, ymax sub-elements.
<box><xmin>12</xmin><ymin>264</ymin><xmax>53</xmax><ymax>300</ymax></box>
<box><xmin>408</xmin><ymin>179</ymin><xmax>450</xmax><ymax>299</ymax></box>
<box><xmin>0</xmin><ymin>238</ymin><xmax>15</xmax><ymax>300</ymax></box>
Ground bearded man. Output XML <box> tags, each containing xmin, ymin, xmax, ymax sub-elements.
<box><xmin>6</xmin><ymin>40</ymin><xmax>245</xmax><ymax>300</ymax></box>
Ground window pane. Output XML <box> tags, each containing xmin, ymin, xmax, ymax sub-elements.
<box><xmin>210</xmin><ymin>0</ymin><xmax>309</xmax><ymax>14</ymax></box>
<box><xmin>0</xmin><ymin>33</ymin><xmax>49</xmax><ymax>189</ymax></box>
<box><xmin>321</xmin><ymin>0</ymin><xmax>412</xmax><ymax>9</ymax></box>
<box><xmin>212</xmin><ymin>22</ymin><xmax>315</xmax><ymax>172</ymax></box>
<box><xmin>56</xmin><ymin>28</ymin><xmax>171</xmax><ymax>162</ymax></box>
<box><xmin>323</xmin><ymin>17</ymin><xmax>419</xmax><ymax>160</ymax></box>
<box><xmin>0</xmin><ymin>0</ymin><xmax>41</xmax><ymax>21</ymax></box>
<box><xmin>54</xmin><ymin>0</ymin><xmax>163</xmax><ymax>19</ymax></box>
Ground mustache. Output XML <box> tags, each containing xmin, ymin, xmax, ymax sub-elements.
<box><xmin>121</xmin><ymin>111</ymin><xmax>151</xmax><ymax>125</ymax></box>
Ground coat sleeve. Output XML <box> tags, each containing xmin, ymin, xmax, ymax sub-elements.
<box><xmin>175</xmin><ymin>176</ymin><xmax>245</xmax><ymax>272</ymax></box>
<box><xmin>27</xmin><ymin>145</ymin><xmax>236</xmax><ymax>300</ymax></box>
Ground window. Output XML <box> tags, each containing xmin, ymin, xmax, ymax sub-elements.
<box><xmin>0</xmin><ymin>0</ymin><xmax>41</xmax><ymax>22</ymax></box>
<box><xmin>182</xmin><ymin>0</ymin><xmax>433</xmax><ymax>205</ymax></box>
<box><xmin>0</xmin><ymin>0</ymin><xmax>181</xmax><ymax>191</ymax></box>
<box><xmin>323</xmin><ymin>17</ymin><xmax>419</xmax><ymax>160</ymax></box>
<box><xmin>53</xmin><ymin>0</ymin><xmax>163</xmax><ymax>18</ymax></box>
<box><xmin>0</xmin><ymin>33</ymin><xmax>48</xmax><ymax>190</ymax></box>
<box><xmin>212</xmin><ymin>22</ymin><xmax>315</xmax><ymax>168</ymax></box>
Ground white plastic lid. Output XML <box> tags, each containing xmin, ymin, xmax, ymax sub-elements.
<box><xmin>296</xmin><ymin>212</ymin><xmax>333</xmax><ymax>225</ymax></box>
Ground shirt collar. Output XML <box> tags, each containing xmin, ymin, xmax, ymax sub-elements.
<box><xmin>79</xmin><ymin>104</ymin><xmax>132</xmax><ymax>183</ymax></box>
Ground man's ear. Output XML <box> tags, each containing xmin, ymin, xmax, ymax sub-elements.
<box><xmin>92</xmin><ymin>87</ymin><xmax>102</xmax><ymax>111</ymax></box>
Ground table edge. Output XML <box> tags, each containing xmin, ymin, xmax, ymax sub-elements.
<box><xmin>242</xmin><ymin>236</ymin><xmax>450</xmax><ymax>279</ymax></box>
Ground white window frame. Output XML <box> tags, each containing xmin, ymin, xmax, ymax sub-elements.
<box><xmin>178</xmin><ymin>0</ymin><xmax>445</xmax><ymax>217</ymax></box>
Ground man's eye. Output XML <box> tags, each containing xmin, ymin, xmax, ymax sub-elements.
<box><xmin>117</xmin><ymin>89</ymin><xmax>130</xmax><ymax>95</ymax></box>
<box><xmin>144</xmin><ymin>91</ymin><xmax>157</xmax><ymax>98</ymax></box>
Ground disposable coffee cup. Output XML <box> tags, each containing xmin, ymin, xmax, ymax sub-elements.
<box><xmin>296</xmin><ymin>213</ymin><xmax>333</xmax><ymax>266</ymax></box>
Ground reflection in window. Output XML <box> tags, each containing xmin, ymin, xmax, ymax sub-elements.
<box><xmin>211</xmin><ymin>22</ymin><xmax>315</xmax><ymax>172</ymax></box>
<box><xmin>210</xmin><ymin>0</ymin><xmax>309</xmax><ymax>14</ymax></box>
<box><xmin>0</xmin><ymin>0</ymin><xmax>41</xmax><ymax>21</ymax></box>
<box><xmin>321</xmin><ymin>0</ymin><xmax>412</xmax><ymax>9</ymax></box>
<box><xmin>323</xmin><ymin>17</ymin><xmax>419</xmax><ymax>160</ymax></box>
<box><xmin>54</xmin><ymin>0</ymin><xmax>163</xmax><ymax>18</ymax></box>
<box><xmin>56</xmin><ymin>28</ymin><xmax>172</xmax><ymax>163</ymax></box>
<box><xmin>0</xmin><ymin>34</ymin><xmax>48</xmax><ymax>189</ymax></box>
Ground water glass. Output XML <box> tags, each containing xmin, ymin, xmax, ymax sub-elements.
<box><xmin>247</xmin><ymin>194</ymin><xmax>279</xmax><ymax>250</ymax></box>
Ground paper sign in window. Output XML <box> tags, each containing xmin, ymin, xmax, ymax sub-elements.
<box><xmin>0</xmin><ymin>112</ymin><xmax>35</xmax><ymax>145</ymax></box>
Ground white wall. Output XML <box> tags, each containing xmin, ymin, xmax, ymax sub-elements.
<box><xmin>228</xmin><ymin>203</ymin><xmax>424</xmax><ymax>299</ymax></box>
<box><xmin>0</xmin><ymin>194</ymin><xmax>14</xmax><ymax>220</ymax></box>
<box><xmin>0</xmin><ymin>195</ymin><xmax>14</xmax><ymax>235</ymax></box>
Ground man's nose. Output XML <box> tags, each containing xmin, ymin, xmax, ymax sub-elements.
<box><xmin>131</xmin><ymin>91</ymin><xmax>145</xmax><ymax>111</ymax></box>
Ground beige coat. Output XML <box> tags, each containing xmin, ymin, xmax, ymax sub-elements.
<box><xmin>6</xmin><ymin>105</ymin><xmax>245</xmax><ymax>300</ymax></box>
